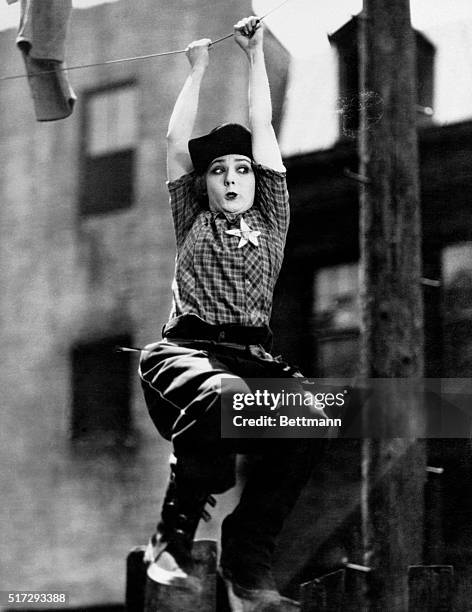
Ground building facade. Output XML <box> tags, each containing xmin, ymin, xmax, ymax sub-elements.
<box><xmin>0</xmin><ymin>0</ymin><xmax>289</xmax><ymax>606</ymax></box>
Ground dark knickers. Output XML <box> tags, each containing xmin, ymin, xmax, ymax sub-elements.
<box><xmin>139</xmin><ymin>339</ymin><xmax>312</xmax><ymax>486</ymax></box>
<box><xmin>139</xmin><ymin>338</ymin><xmax>318</xmax><ymax>585</ymax></box>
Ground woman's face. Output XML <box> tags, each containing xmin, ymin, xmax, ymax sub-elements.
<box><xmin>205</xmin><ymin>154</ymin><xmax>255</xmax><ymax>215</ymax></box>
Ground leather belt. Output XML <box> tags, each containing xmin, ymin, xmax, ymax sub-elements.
<box><xmin>162</xmin><ymin>314</ymin><xmax>272</xmax><ymax>348</ymax></box>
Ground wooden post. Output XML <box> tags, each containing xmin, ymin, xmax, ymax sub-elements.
<box><xmin>126</xmin><ymin>546</ymin><xmax>147</xmax><ymax>612</ymax></box>
<box><xmin>359</xmin><ymin>0</ymin><xmax>424</xmax><ymax>376</ymax></box>
<box><xmin>143</xmin><ymin>540</ymin><xmax>217</xmax><ymax>612</ymax></box>
<box><xmin>216</xmin><ymin>572</ymin><xmax>231</xmax><ymax>612</ymax></box>
<box><xmin>358</xmin><ymin>0</ymin><xmax>426</xmax><ymax>609</ymax></box>
<box><xmin>424</xmin><ymin>469</ymin><xmax>444</xmax><ymax>565</ymax></box>
<box><xmin>408</xmin><ymin>565</ymin><xmax>454</xmax><ymax>611</ymax></box>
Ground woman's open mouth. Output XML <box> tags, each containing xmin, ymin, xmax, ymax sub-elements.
<box><xmin>225</xmin><ymin>192</ymin><xmax>238</xmax><ymax>200</ymax></box>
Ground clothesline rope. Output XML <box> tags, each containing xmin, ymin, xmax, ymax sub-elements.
<box><xmin>0</xmin><ymin>0</ymin><xmax>293</xmax><ymax>83</ymax></box>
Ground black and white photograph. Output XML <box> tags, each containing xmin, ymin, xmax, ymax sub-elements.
<box><xmin>1</xmin><ymin>1</ymin><xmax>472</xmax><ymax>610</ymax></box>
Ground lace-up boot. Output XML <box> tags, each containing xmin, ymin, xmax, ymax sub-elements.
<box><xmin>144</xmin><ymin>465</ymin><xmax>216</xmax><ymax>586</ymax></box>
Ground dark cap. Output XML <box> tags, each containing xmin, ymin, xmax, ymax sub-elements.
<box><xmin>188</xmin><ymin>123</ymin><xmax>253</xmax><ymax>174</ymax></box>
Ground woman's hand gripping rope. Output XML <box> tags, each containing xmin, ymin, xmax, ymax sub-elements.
<box><xmin>233</xmin><ymin>16</ymin><xmax>263</xmax><ymax>53</ymax></box>
<box><xmin>185</xmin><ymin>38</ymin><xmax>212</xmax><ymax>70</ymax></box>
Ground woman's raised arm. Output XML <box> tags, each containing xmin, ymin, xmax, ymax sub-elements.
<box><xmin>234</xmin><ymin>17</ymin><xmax>285</xmax><ymax>172</ymax></box>
<box><xmin>166</xmin><ymin>39</ymin><xmax>211</xmax><ymax>181</ymax></box>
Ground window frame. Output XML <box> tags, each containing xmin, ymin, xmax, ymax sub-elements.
<box><xmin>79</xmin><ymin>80</ymin><xmax>138</xmax><ymax>216</ymax></box>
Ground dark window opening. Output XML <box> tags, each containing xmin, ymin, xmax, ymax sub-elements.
<box><xmin>441</xmin><ymin>243</ymin><xmax>472</xmax><ymax>377</ymax></box>
<box><xmin>312</xmin><ymin>263</ymin><xmax>360</xmax><ymax>377</ymax></box>
<box><xmin>81</xmin><ymin>149</ymin><xmax>135</xmax><ymax>215</ymax></box>
<box><xmin>80</xmin><ymin>82</ymin><xmax>137</xmax><ymax>216</ymax></box>
<box><xmin>71</xmin><ymin>334</ymin><xmax>134</xmax><ymax>446</ymax></box>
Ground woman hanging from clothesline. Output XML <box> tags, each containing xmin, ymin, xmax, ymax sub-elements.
<box><xmin>139</xmin><ymin>15</ymin><xmax>314</xmax><ymax>611</ymax></box>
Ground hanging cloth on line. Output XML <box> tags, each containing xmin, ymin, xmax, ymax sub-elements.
<box><xmin>14</xmin><ymin>0</ymin><xmax>76</xmax><ymax>121</ymax></box>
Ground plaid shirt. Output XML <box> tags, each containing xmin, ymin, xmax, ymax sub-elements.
<box><xmin>167</xmin><ymin>164</ymin><xmax>289</xmax><ymax>326</ymax></box>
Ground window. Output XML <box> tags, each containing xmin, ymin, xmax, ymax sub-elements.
<box><xmin>313</xmin><ymin>263</ymin><xmax>360</xmax><ymax>376</ymax></box>
<box><xmin>71</xmin><ymin>334</ymin><xmax>134</xmax><ymax>445</ymax></box>
<box><xmin>329</xmin><ymin>17</ymin><xmax>435</xmax><ymax>139</ymax></box>
<box><xmin>441</xmin><ymin>243</ymin><xmax>472</xmax><ymax>376</ymax></box>
<box><xmin>80</xmin><ymin>82</ymin><xmax>138</xmax><ymax>215</ymax></box>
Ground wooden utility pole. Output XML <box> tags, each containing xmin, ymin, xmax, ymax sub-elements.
<box><xmin>358</xmin><ymin>0</ymin><xmax>426</xmax><ymax>609</ymax></box>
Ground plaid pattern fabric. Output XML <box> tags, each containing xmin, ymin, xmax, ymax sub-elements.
<box><xmin>167</xmin><ymin>164</ymin><xmax>289</xmax><ymax>326</ymax></box>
